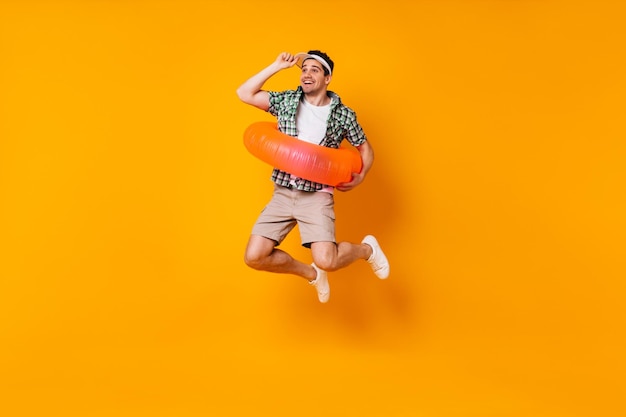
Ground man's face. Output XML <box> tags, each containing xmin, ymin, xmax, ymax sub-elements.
<box><xmin>300</xmin><ymin>58</ymin><xmax>331</xmax><ymax>93</ymax></box>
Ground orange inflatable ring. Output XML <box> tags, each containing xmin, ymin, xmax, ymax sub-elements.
<box><xmin>243</xmin><ymin>121</ymin><xmax>363</xmax><ymax>186</ymax></box>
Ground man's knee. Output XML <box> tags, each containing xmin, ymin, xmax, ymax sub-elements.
<box><xmin>313</xmin><ymin>257</ymin><xmax>336</xmax><ymax>272</ymax></box>
<box><xmin>244</xmin><ymin>246</ymin><xmax>266</xmax><ymax>270</ymax></box>
<box><xmin>311</xmin><ymin>243</ymin><xmax>339</xmax><ymax>271</ymax></box>
<box><xmin>244</xmin><ymin>236</ymin><xmax>274</xmax><ymax>270</ymax></box>
<box><xmin>244</xmin><ymin>250</ymin><xmax>262</xmax><ymax>270</ymax></box>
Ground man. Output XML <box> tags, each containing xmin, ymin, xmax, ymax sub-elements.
<box><xmin>236</xmin><ymin>50</ymin><xmax>389</xmax><ymax>303</ymax></box>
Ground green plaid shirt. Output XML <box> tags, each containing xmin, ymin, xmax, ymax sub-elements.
<box><xmin>267</xmin><ymin>86</ymin><xmax>367</xmax><ymax>192</ymax></box>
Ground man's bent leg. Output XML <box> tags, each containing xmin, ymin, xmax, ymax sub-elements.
<box><xmin>244</xmin><ymin>234</ymin><xmax>316</xmax><ymax>280</ymax></box>
<box><xmin>310</xmin><ymin>241</ymin><xmax>372</xmax><ymax>272</ymax></box>
<box><xmin>311</xmin><ymin>238</ymin><xmax>390</xmax><ymax>279</ymax></box>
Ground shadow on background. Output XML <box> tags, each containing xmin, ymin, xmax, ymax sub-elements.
<box><xmin>266</xmin><ymin>133</ymin><xmax>425</xmax><ymax>347</ymax></box>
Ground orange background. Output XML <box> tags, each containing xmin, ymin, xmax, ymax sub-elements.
<box><xmin>1</xmin><ymin>1</ymin><xmax>625</xmax><ymax>416</ymax></box>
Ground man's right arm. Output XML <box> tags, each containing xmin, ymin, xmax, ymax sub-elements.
<box><xmin>236</xmin><ymin>52</ymin><xmax>298</xmax><ymax>111</ymax></box>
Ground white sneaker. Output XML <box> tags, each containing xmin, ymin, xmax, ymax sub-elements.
<box><xmin>362</xmin><ymin>235</ymin><xmax>390</xmax><ymax>279</ymax></box>
<box><xmin>309</xmin><ymin>263</ymin><xmax>330</xmax><ymax>303</ymax></box>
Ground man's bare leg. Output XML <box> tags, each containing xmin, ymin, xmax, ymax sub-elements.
<box><xmin>310</xmin><ymin>241</ymin><xmax>372</xmax><ymax>272</ymax></box>
<box><xmin>311</xmin><ymin>236</ymin><xmax>390</xmax><ymax>279</ymax></box>
<box><xmin>245</xmin><ymin>234</ymin><xmax>331</xmax><ymax>302</ymax></box>
<box><xmin>244</xmin><ymin>234</ymin><xmax>316</xmax><ymax>281</ymax></box>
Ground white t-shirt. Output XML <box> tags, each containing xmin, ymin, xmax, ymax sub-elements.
<box><xmin>296</xmin><ymin>97</ymin><xmax>331</xmax><ymax>144</ymax></box>
<box><xmin>291</xmin><ymin>98</ymin><xmax>334</xmax><ymax>193</ymax></box>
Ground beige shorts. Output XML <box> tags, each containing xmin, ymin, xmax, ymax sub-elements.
<box><xmin>251</xmin><ymin>183</ymin><xmax>336</xmax><ymax>248</ymax></box>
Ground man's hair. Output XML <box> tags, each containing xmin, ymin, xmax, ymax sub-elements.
<box><xmin>306</xmin><ymin>50</ymin><xmax>334</xmax><ymax>76</ymax></box>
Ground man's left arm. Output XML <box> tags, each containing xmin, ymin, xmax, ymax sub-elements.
<box><xmin>335</xmin><ymin>140</ymin><xmax>374</xmax><ymax>192</ymax></box>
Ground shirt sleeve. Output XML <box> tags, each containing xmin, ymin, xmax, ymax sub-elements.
<box><xmin>345</xmin><ymin>112</ymin><xmax>367</xmax><ymax>147</ymax></box>
<box><xmin>267</xmin><ymin>91</ymin><xmax>284</xmax><ymax>117</ymax></box>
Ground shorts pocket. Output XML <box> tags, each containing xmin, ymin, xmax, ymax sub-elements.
<box><xmin>321</xmin><ymin>207</ymin><xmax>335</xmax><ymax>222</ymax></box>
